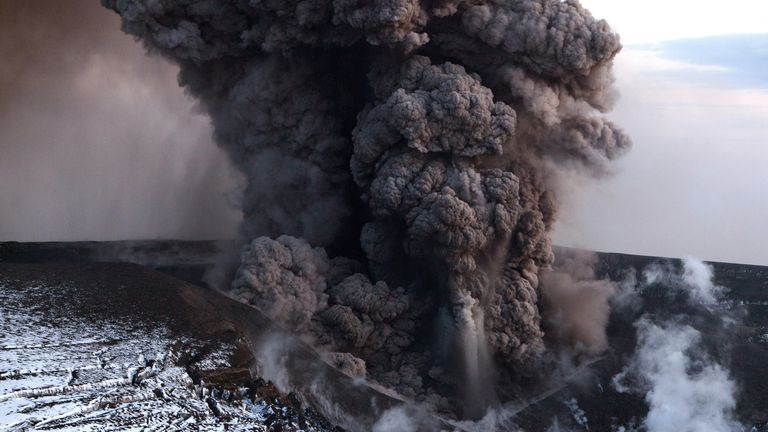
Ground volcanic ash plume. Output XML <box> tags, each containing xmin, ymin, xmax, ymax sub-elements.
<box><xmin>104</xmin><ymin>0</ymin><xmax>630</xmax><ymax>412</ymax></box>
<box><xmin>540</xmin><ymin>249</ymin><xmax>616</xmax><ymax>356</ymax></box>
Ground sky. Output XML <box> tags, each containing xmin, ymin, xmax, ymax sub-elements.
<box><xmin>552</xmin><ymin>1</ymin><xmax>768</xmax><ymax>265</ymax></box>
<box><xmin>580</xmin><ymin>0</ymin><xmax>768</xmax><ymax>44</ymax></box>
<box><xmin>1</xmin><ymin>1</ymin><xmax>767</xmax><ymax>265</ymax></box>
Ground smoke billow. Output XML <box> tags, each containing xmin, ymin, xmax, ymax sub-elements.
<box><xmin>541</xmin><ymin>249</ymin><xmax>616</xmax><ymax>356</ymax></box>
<box><xmin>643</xmin><ymin>257</ymin><xmax>726</xmax><ymax>307</ymax></box>
<box><xmin>103</xmin><ymin>0</ymin><xmax>629</xmax><ymax>415</ymax></box>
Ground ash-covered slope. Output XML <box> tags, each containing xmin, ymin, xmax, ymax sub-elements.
<box><xmin>0</xmin><ymin>240</ymin><xmax>231</xmax><ymax>288</ymax></box>
<box><xmin>2</xmin><ymin>241</ymin><xmax>768</xmax><ymax>431</ymax></box>
<box><xmin>0</xmin><ymin>261</ymin><xmax>433</xmax><ymax>431</ymax></box>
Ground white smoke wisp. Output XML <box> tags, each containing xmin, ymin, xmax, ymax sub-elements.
<box><xmin>636</xmin><ymin>257</ymin><xmax>726</xmax><ymax>309</ymax></box>
<box><xmin>680</xmin><ymin>257</ymin><xmax>725</xmax><ymax>306</ymax></box>
<box><xmin>611</xmin><ymin>257</ymin><xmax>744</xmax><ymax>432</ymax></box>
<box><xmin>613</xmin><ymin>320</ymin><xmax>743</xmax><ymax>432</ymax></box>
<box><xmin>372</xmin><ymin>407</ymin><xmax>418</xmax><ymax>432</ymax></box>
<box><xmin>250</xmin><ymin>332</ymin><xmax>294</xmax><ymax>393</ymax></box>
<box><xmin>448</xmin><ymin>405</ymin><xmax>521</xmax><ymax>432</ymax></box>
<box><xmin>545</xmin><ymin>419</ymin><xmax>569</xmax><ymax>432</ymax></box>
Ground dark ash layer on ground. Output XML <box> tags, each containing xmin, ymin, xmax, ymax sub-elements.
<box><xmin>0</xmin><ymin>262</ymin><xmax>430</xmax><ymax>431</ymax></box>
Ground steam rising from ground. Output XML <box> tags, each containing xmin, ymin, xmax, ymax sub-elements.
<box><xmin>615</xmin><ymin>320</ymin><xmax>742</xmax><ymax>432</ymax></box>
<box><xmin>103</xmin><ymin>0</ymin><xmax>629</xmax><ymax>414</ymax></box>
<box><xmin>613</xmin><ymin>258</ymin><xmax>744</xmax><ymax>432</ymax></box>
<box><xmin>643</xmin><ymin>257</ymin><xmax>726</xmax><ymax>307</ymax></box>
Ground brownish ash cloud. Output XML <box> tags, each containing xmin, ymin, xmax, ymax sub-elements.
<box><xmin>0</xmin><ymin>0</ymin><xmax>240</xmax><ymax>242</ymax></box>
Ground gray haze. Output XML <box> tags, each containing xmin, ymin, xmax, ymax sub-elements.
<box><xmin>0</xmin><ymin>0</ymin><xmax>241</xmax><ymax>241</ymax></box>
<box><xmin>554</xmin><ymin>37</ymin><xmax>768</xmax><ymax>266</ymax></box>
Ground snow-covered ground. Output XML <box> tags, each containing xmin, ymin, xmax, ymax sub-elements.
<box><xmin>0</xmin><ymin>266</ymin><xmax>336</xmax><ymax>431</ymax></box>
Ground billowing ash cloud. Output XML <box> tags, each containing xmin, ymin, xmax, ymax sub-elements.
<box><xmin>104</xmin><ymin>0</ymin><xmax>629</xmax><ymax>414</ymax></box>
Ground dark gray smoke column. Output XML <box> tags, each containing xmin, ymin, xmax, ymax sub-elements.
<box><xmin>104</xmin><ymin>0</ymin><xmax>629</xmax><ymax>415</ymax></box>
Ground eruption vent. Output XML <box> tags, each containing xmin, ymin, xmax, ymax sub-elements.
<box><xmin>104</xmin><ymin>0</ymin><xmax>629</xmax><ymax>414</ymax></box>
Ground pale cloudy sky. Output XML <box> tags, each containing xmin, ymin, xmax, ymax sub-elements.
<box><xmin>580</xmin><ymin>0</ymin><xmax>768</xmax><ymax>44</ymax></box>
<box><xmin>553</xmin><ymin>1</ymin><xmax>768</xmax><ymax>265</ymax></box>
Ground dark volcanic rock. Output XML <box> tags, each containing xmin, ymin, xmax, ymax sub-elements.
<box><xmin>510</xmin><ymin>250</ymin><xmax>768</xmax><ymax>431</ymax></box>
<box><xmin>0</xmin><ymin>240</ymin><xmax>233</xmax><ymax>288</ymax></box>
<box><xmin>2</xmin><ymin>242</ymin><xmax>768</xmax><ymax>431</ymax></box>
<box><xmin>0</xmin><ymin>262</ymin><xmax>412</xmax><ymax>431</ymax></box>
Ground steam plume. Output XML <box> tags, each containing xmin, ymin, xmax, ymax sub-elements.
<box><xmin>614</xmin><ymin>320</ymin><xmax>743</xmax><ymax>432</ymax></box>
<box><xmin>104</xmin><ymin>0</ymin><xmax>629</xmax><ymax>413</ymax></box>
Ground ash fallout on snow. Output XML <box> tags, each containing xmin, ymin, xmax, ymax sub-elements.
<box><xmin>104</xmin><ymin>0</ymin><xmax>630</xmax><ymax>417</ymax></box>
